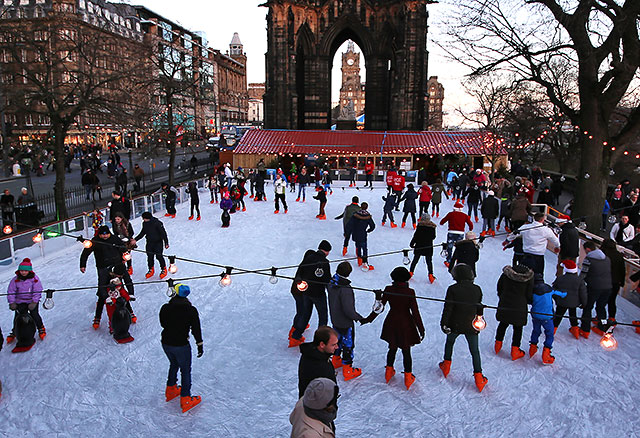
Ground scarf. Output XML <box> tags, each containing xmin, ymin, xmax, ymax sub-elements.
<box><xmin>304</xmin><ymin>406</ymin><xmax>337</xmax><ymax>431</ymax></box>
<box><xmin>616</xmin><ymin>222</ymin><xmax>631</xmax><ymax>243</ymax></box>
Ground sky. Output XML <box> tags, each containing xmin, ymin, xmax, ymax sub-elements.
<box><xmin>132</xmin><ymin>0</ymin><xmax>474</xmax><ymax>127</ymax></box>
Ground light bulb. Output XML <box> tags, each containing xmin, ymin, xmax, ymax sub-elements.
<box><xmin>609</xmin><ymin>169</ymin><xmax>615</xmax><ymax>176</ymax></box>
<box><xmin>169</xmin><ymin>264</ymin><xmax>178</xmax><ymax>274</ymax></box>
<box><xmin>33</xmin><ymin>233</ymin><xmax>43</xmax><ymax>243</ymax></box>
<box><xmin>578</xmin><ymin>221</ymin><xmax>587</xmax><ymax>230</ymax></box>
<box><xmin>560</xmin><ymin>175</ymin><xmax>565</xmax><ymax>182</ymax></box>
<box><xmin>3</xmin><ymin>225</ymin><xmax>12</xmax><ymax>234</ymax></box>
<box><xmin>600</xmin><ymin>332</ymin><xmax>617</xmax><ymax>351</ymax></box>
<box><xmin>402</xmin><ymin>249</ymin><xmax>410</xmax><ymax>265</ymax></box>
<box><xmin>122</xmin><ymin>252</ymin><xmax>132</xmax><ymax>261</ymax></box>
<box><xmin>269</xmin><ymin>267</ymin><xmax>278</xmax><ymax>284</ymax></box>
<box><xmin>166</xmin><ymin>285</ymin><xmax>176</xmax><ymax>297</ymax></box>
<box><xmin>472</xmin><ymin>315</ymin><xmax>487</xmax><ymax>331</ymax></box>
<box><xmin>43</xmin><ymin>297</ymin><xmax>54</xmax><ymax>310</ymax></box>
<box><xmin>107</xmin><ymin>201</ymin><xmax>112</xmax><ymax>207</ymax></box>
<box><xmin>608</xmin><ymin>216</ymin><xmax>617</xmax><ymax>224</ymax></box>
<box><xmin>584</xmin><ymin>173</ymin><xmax>590</xmax><ymax>179</ymax></box>
<box><xmin>296</xmin><ymin>280</ymin><xmax>308</xmax><ymax>292</ymax></box>
<box><xmin>83</xmin><ymin>239</ymin><xmax>93</xmax><ymax>249</ymax></box>
<box><xmin>219</xmin><ymin>274</ymin><xmax>232</xmax><ymax>287</ymax></box>
<box><xmin>372</xmin><ymin>300</ymin><xmax>384</xmax><ymax>314</ymax></box>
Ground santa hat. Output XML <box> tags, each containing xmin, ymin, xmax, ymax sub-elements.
<box><xmin>454</xmin><ymin>200</ymin><xmax>464</xmax><ymax>210</ymax></box>
<box><xmin>18</xmin><ymin>258</ymin><xmax>33</xmax><ymax>271</ymax></box>
<box><xmin>562</xmin><ymin>259</ymin><xmax>578</xmax><ymax>274</ymax></box>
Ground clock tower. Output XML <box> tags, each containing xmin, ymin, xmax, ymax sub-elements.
<box><xmin>339</xmin><ymin>41</ymin><xmax>365</xmax><ymax>118</ymax></box>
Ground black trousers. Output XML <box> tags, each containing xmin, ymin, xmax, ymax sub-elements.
<box><xmin>190</xmin><ymin>200</ymin><xmax>200</xmax><ymax>217</ymax></box>
<box><xmin>166</xmin><ymin>197</ymin><xmax>176</xmax><ymax>215</ymax></box>
<box><xmin>554</xmin><ymin>306</ymin><xmax>579</xmax><ymax>327</ymax></box>
<box><xmin>386</xmin><ymin>347</ymin><xmax>412</xmax><ymax>373</ymax></box>
<box><xmin>146</xmin><ymin>242</ymin><xmax>166</xmax><ymax>270</ymax></box>
<box><xmin>495</xmin><ymin>322</ymin><xmax>523</xmax><ymax>347</ymax></box>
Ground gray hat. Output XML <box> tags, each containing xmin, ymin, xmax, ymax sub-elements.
<box><xmin>303</xmin><ymin>378</ymin><xmax>337</xmax><ymax>410</ymax></box>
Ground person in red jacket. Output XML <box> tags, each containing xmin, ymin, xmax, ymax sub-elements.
<box><xmin>391</xmin><ymin>173</ymin><xmax>406</xmax><ymax>211</ymax></box>
<box><xmin>385</xmin><ymin>168</ymin><xmax>397</xmax><ymax>195</ymax></box>
<box><xmin>440</xmin><ymin>201</ymin><xmax>474</xmax><ymax>267</ymax></box>
<box><xmin>364</xmin><ymin>161</ymin><xmax>374</xmax><ymax>188</ymax></box>
<box><xmin>418</xmin><ymin>181</ymin><xmax>432</xmax><ymax>216</ymax></box>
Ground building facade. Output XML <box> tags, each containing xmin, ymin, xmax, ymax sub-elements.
<box><xmin>339</xmin><ymin>40</ymin><xmax>365</xmax><ymax>118</ymax></box>
<box><xmin>248</xmin><ymin>82</ymin><xmax>265</xmax><ymax>125</ymax></box>
<box><xmin>426</xmin><ymin>76</ymin><xmax>444</xmax><ymax>130</ymax></box>
<box><xmin>214</xmin><ymin>33</ymin><xmax>249</xmax><ymax>127</ymax></box>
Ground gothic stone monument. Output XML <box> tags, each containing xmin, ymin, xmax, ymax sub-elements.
<box><xmin>263</xmin><ymin>0</ymin><xmax>432</xmax><ymax>131</ymax></box>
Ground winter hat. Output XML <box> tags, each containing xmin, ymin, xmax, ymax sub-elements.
<box><xmin>390</xmin><ymin>266</ymin><xmax>411</xmax><ymax>283</ymax></box>
<box><xmin>175</xmin><ymin>284</ymin><xmax>190</xmax><ymax>298</ymax></box>
<box><xmin>97</xmin><ymin>225</ymin><xmax>111</xmax><ymax>235</ymax></box>
<box><xmin>141</xmin><ymin>212</ymin><xmax>153</xmax><ymax>220</ymax></box>
<box><xmin>562</xmin><ymin>259</ymin><xmax>578</xmax><ymax>274</ymax></box>
<box><xmin>487</xmin><ymin>190</ymin><xmax>494</xmax><ymax>196</ymax></box>
<box><xmin>18</xmin><ymin>258</ymin><xmax>32</xmax><ymax>271</ymax></box>
<box><xmin>318</xmin><ymin>240</ymin><xmax>332</xmax><ymax>252</ymax></box>
<box><xmin>418</xmin><ymin>213</ymin><xmax>431</xmax><ymax>224</ymax></box>
<box><xmin>454</xmin><ymin>200</ymin><xmax>464</xmax><ymax>210</ymax></box>
<box><xmin>336</xmin><ymin>261</ymin><xmax>352</xmax><ymax>278</ymax></box>
<box><xmin>303</xmin><ymin>378</ymin><xmax>338</xmax><ymax>410</ymax></box>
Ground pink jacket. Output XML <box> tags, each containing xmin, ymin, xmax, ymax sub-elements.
<box><xmin>7</xmin><ymin>273</ymin><xmax>43</xmax><ymax>304</ymax></box>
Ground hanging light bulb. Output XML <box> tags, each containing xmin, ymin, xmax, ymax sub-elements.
<box><xmin>296</xmin><ymin>280</ymin><xmax>308</xmax><ymax>292</ymax></box>
<box><xmin>3</xmin><ymin>225</ymin><xmax>12</xmax><ymax>234</ymax></box>
<box><xmin>440</xmin><ymin>243</ymin><xmax>448</xmax><ymax>259</ymax></box>
<box><xmin>219</xmin><ymin>266</ymin><xmax>233</xmax><ymax>287</ymax></box>
<box><xmin>33</xmin><ymin>229</ymin><xmax>43</xmax><ymax>243</ymax></box>
<box><xmin>168</xmin><ymin>255</ymin><xmax>177</xmax><ymax>274</ymax></box>
<box><xmin>372</xmin><ymin>289</ymin><xmax>384</xmax><ymax>313</ymax></box>
<box><xmin>83</xmin><ymin>239</ymin><xmax>93</xmax><ymax>249</ymax></box>
<box><xmin>600</xmin><ymin>329</ymin><xmax>618</xmax><ymax>351</ymax></box>
<box><xmin>166</xmin><ymin>279</ymin><xmax>176</xmax><ymax>297</ymax></box>
<box><xmin>42</xmin><ymin>290</ymin><xmax>55</xmax><ymax>310</ymax></box>
<box><xmin>472</xmin><ymin>315</ymin><xmax>487</xmax><ymax>331</ymax></box>
<box><xmin>122</xmin><ymin>251</ymin><xmax>132</xmax><ymax>261</ymax></box>
<box><xmin>578</xmin><ymin>221</ymin><xmax>587</xmax><ymax>230</ymax></box>
<box><xmin>402</xmin><ymin>249</ymin><xmax>410</xmax><ymax>265</ymax></box>
<box><xmin>584</xmin><ymin>173</ymin><xmax>590</xmax><ymax>179</ymax></box>
<box><xmin>608</xmin><ymin>215</ymin><xmax>618</xmax><ymax>224</ymax></box>
<box><xmin>560</xmin><ymin>175</ymin><xmax>566</xmax><ymax>182</ymax></box>
<box><xmin>609</xmin><ymin>169</ymin><xmax>615</xmax><ymax>176</ymax></box>
<box><xmin>269</xmin><ymin>267</ymin><xmax>278</xmax><ymax>284</ymax></box>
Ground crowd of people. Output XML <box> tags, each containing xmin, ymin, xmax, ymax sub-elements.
<box><xmin>1</xmin><ymin>157</ymin><xmax>639</xmax><ymax>431</ymax></box>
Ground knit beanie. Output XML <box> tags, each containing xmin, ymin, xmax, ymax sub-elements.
<box><xmin>97</xmin><ymin>225</ymin><xmax>111</xmax><ymax>235</ymax></box>
<box><xmin>174</xmin><ymin>284</ymin><xmax>190</xmax><ymax>297</ymax></box>
<box><xmin>318</xmin><ymin>240</ymin><xmax>332</xmax><ymax>252</ymax></box>
<box><xmin>18</xmin><ymin>258</ymin><xmax>32</xmax><ymax>271</ymax></box>
<box><xmin>390</xmin><ymin>266</ymin><xmax>411</xmax><ymax>283</ymax></box>
<box><xmin>336</xmin><ymin>261</ymin><xmax>352</xmax><ymax>278</ymax></box>
<box><xmin>303</xmin><ymin>378</ymin><xmax>337</xmax><ymax>410</ymax></box>
<box><xmin>418</xmin><ymin>213</ymin><xmax>431</xmax><ymax>224</ymax></box>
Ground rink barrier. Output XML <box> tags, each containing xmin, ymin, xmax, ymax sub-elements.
<box><xmin>0</xmin><ymin>176</ymin><xmax>210</xmax><ymax>268</ymax></box>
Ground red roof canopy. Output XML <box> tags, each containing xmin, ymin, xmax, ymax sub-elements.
<box><xmin>235</xmin><ymin>129</ymin><xmax>507</xmax><ymax>156</ymax></box>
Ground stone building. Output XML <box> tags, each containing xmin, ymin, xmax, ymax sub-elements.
<box><xmin>248</xmin><ymin>83</ymin><xmax>265</xmax><ymax>125</ymax></box>
<box><xmin>214</xmin><ymin>33</ymin><xmax>249</xmax><ymax>126</ymax></box>
<box><xmin>338</xmin><ymin>40</ymin><xmax>365</xmax><ymax>118</ymax></box>
<box><xmin>426</xmin><ymin>76</ymin><xmax>444</xmax><ymax>130</ymax></box>
<box><xmin>263</xmin><ymin>0</ymin><xmax>431</xmax><ymax>131</ymax></box>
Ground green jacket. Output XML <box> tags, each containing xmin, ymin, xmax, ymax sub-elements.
<box><xmin>335</xmin><ymin>203</ymin><xmax>360</xmax><ymax>229</ymax></box>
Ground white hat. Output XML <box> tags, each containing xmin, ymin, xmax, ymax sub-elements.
<box><xmin>487</xmin><ymin>190</ymin><xmax>494</xmax><ymax>196</ymax></box>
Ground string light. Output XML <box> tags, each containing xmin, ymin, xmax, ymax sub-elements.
<box><xmin>3</xmin><ymin>225</ymin><xmax>12</xmax><ymax>234</ymax></box>
<box><xmin>166</xmin><ymin>279</ymin><xmax>176</xmax><ymax>298</ymax></box>
<box><xmin>296</xmin><ymin>280</ymin><xmax>308</xmax><ymax>292</ymax></box>
<box><xmin>168</xmin><ymin>255</ymin><xmax>178</xmax><ymax>274</ymax></box>
<box><xmin>600</xmin><ymin>328</ymin><xmax>618</xmax><ymax>351</ymax></box>
<box><xmin>42</xmin><ymin>290</ymin><xmax>55</xmax><ymax>310</ymax></box>
<box><xmin>372</xmin><ymin>289</ymin><xmax>384</xmax><ymax>313</ymax></box>
<box><xmin>219</xmin><ymin>266</ymin><xmax>232</xmax><ymax>287</ymax></box>
<box><xmin>32</xmin><ymin>229</ymin><xmax>44</xmax><ymax>243</ymax></box>
<box><xmin>269</xmin><ymin>267</ymin><xmax>278</xmax><ymax>284</ymax></box>
<box><xmin>472</xmin><ymin>315</ymin><xmax>487</xmax><ymax>331</ymax></box>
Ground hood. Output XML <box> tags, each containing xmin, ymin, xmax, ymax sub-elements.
<box><xmin>502</xmin><ymin>265</ymin><xmax>533</xmax><ymax>282</ymax></box>
<box><xmin>417</xmin><ymin>220</ymin><xmax>437</xmax><ymax>228</ymax></box>
<box><xmin>299</xmin><ymin>342</ymin><xmax>330</xmax><ymax>361</ymax></box>
<box><xmin>586</xmin><ymin>249</ymin><xmax>606</xmax><ymax>260</ymax></box>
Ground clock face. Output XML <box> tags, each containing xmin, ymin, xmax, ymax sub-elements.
<box><xmin>347</xmin><ymin>58</ymin><xmax>354</xmax><ymax>66</ymax></box>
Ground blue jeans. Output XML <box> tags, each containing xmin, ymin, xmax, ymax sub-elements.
<box><xmin>355</xmin><ymin>240</ymin><xmax>368</xmax><ymax>263</ymax></box>
<box><xmin>162</xmin><ymin>343</ymin><xmax>192</xmax><ymax>397</ymax></box>
<box><xmin>530</xmin><ymin>318</ymin><xmax>554</xmax><ymax>349</ymax></box>
<box><xmin>291</xmin><ymin>291</ymin><xmax>305</xmax><ymax>332</ymax></box>
<box><xmin>293</xmin><ymin>293</ymin><xmax>328</xmax><ymax>339</ymax></box>
<box><xmin>297</xmin><ymin>184</ymin><xmax>306</xmax><ymax>200</ymax></box>
<box><xmin>446</xmin><ymin>233</ymin><xmax>464</xmax><ymax>263</ymax></box>
<box><xmin>334</xmin><ymin>326</ymin><xmax>355</xmax><ymax>365</ymax></box>
<box><xmin>482</xmin><ymin>218</ymin><xmax>495</xmax><ymax>232</ymax></box>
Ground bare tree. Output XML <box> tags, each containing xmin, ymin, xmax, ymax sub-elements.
<box><xmin>439</xmin><ymin>0</ymin><xmax>640</xmax><ymax>230</ymax></box>
<box><xmin>0</xmin><ymin>14</ymin><xmax>147</xmax><ymax>219</ymax></box>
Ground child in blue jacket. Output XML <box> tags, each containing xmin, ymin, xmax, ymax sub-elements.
<box><xmin>529</xmin><ymin>273</ymin><xmax>566</xmax><ymax>364</ymax></box>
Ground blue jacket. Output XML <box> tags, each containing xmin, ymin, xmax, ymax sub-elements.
<box><xmin>346</xmin><ymin>210</ymin><xmax>375</xmax><ymax>243</ymax></box>
<box><xmin>531</xmin><ymin>278</ymin><xmax>566</xmax><ymax>320</ymax></box>
<box><xmin>382</xmin><ymin>194</ymin><xmax>397</xmax><ymax>212</ymax></box>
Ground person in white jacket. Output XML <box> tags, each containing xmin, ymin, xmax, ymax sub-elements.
<box><xmin>610</xmin><ymin>215</ymin><xmax>635</xmax><ymax>244</ymax></box>
<box><xmin>224</xmin><ymin>163</ymin><xmax>234</xmax><ymax>188</ymax></box>
<box><xmin>274</xmin><ymin>174</ymin><xmax>288</xmax><ymax>214</ymax></box>
<box><xmin>507</xmin><ymin>212</ymin><xmax>559</xmax><ymax>275</ymax></box>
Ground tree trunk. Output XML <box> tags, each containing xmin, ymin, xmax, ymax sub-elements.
<box><xmin>167</xmin><ymin>103</ymin><xmax>175</xmax><ymax>186</ymax></box>
<box><xmin>572</xmin><ymin>130</ymin><xmax>608</xmax><ymax>233</ymax></box>
<box><xmin>53</xmin><ymin>123</ymin><xmax>69</xmax><ymax>220</ymax></box>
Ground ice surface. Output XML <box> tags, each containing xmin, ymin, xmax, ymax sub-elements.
<box><xmin>0</xmin><ymin>183</ymin><xmax>639</xmax><ymax>437</ymax></box>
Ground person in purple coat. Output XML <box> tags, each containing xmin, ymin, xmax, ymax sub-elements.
<box><xmin>6</xmin><ymin>258</ymin><xmax>46</xmax><ymax>343</ymax></box>
<box><xmin>220</xmin><ymin>191</ymin><xmax>233</xmax><ymax>228</ymax></box>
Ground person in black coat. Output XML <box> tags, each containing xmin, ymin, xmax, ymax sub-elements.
<box><xmin>556</xmin><ymin>218</ymin><xmax>579</xmax><ymax>276</ymax></box>
<box><xmin>480</xmin><ymin>191</ymin><xmax>500</xmax><ymax>236</ymax></box>
<box><xmin>601</xmin><ymin>238</ymin><xmax>626</xmax><ymax>321</ymax></box>
<box><xmin>463</xmin><ymin>182</ymin><xmax>482</xmax><ymax>221</ymax></box>
<box><xmin>536</xmin><ymin>187</ymin><xmax>555</xmax><ymax>206</ymax></box>
<box><xmin>494</xmin><ymin>264</ymin><xmax>534</xmax><ymax>360</ymax></box>
<box><xmin>298</xmin><ymin>326</ymin><xmax>339</xmax><ymax>398</ymax></box>
<box><xmin>449</xmin><ymin>232</ymin><xmax>480</xmax><ymax>276</ymax></box>
<box><xmin>399</xmin><ymin>184</ymin><xmax>419</xmax><ymax>229</ymax></box>
<box><xmin>109</xmin><ymin>191</ymin><xmax>130</xmax><ymax>228</ymax></box>
<box><xmin>290</xmin><ymin>241</ymin><xmax>333</xmax><ymax>343</ymax></box>
<box><xmin>345</xmin><ymin>203</ymin><xmax>376</xmax><ymax>269</ymax></box>
<box><xmin>439</xmin><ymin>264</ymin><xmax>487</xmax><ymax>392</ymax></box>
<box><xmin>115</xmin><ymin>168</ymin><xmax>128</xmax><ymax>195</ymax></box>
<box><xmin>409</xmin><ymin>213</ymin><xmax>437</xmax><ymax>283</ymax></box>
<box><xmin>160</xmin><ymin>283</ymin><xmax>203</xmax><ymax>411</ymax></box>
<box><xmin>186</xmin><ymin>181</ymin><xmax>200</xmax><ymax>220</ymax></box>
<box><xmin>133</xmin><ymin>212</ymin><xmax>169</xmax><ymax>278</ymax></box>
<box><xmin>79</xmin><ymin>225</ymin><xmax>133</xmax><ymax>328</ymax></box>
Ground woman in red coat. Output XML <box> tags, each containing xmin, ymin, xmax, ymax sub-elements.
<box><xmin>364</xmin><ymin>267</ymin><xmax>424</xmax><ymax>390</ymax></box>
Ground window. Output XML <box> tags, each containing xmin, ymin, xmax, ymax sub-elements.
<box><xmin>87</xmin><ymin>2</ymin><xmax>92</xmax><ymax>13</ymax></box>
<box><xmin>135</xmin><ymin>22</ymin><xmax>140</xmax><ymax>32</ymax></box>
<box><xmin>20</xmin><ymin>0</ymin><xmax>29</xmax><ymax>5</ymax></box>
<box><xmin>24</xmin><ymin>114</ymin><xmax>33</xmax><ymax>126</ymax></box>
<box><xmin>183</xmin><ymin>34</ymin><xmax>192</xmax><ymax>50</ymax></box>
<box><xmin>159</xmin><ymin>22</ymin><xmax>172</xmax><ymax>42</ymax></box>
<box><xmin>125</xmin><ymin>20</ymin><xmax>131</xmax><ymax>29</ymax></box>
<box><xmin>3</xmin><ymin>0</ymin><xmax>12</xmax><ymax>5</ymax></box>
<box><xmin>104</xmin><ymin>9</ymin><xmax>110</xmax><ymax>20</ymax></box>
